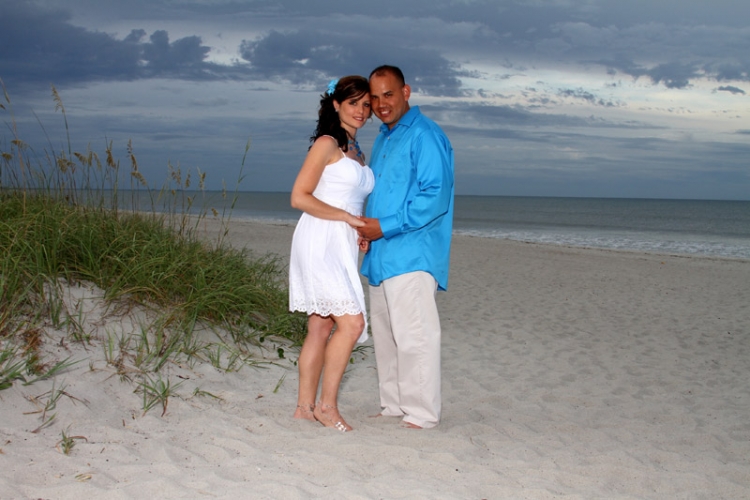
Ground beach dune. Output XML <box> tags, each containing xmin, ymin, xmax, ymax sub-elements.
<box><xmin>1</xmin><ymin>219</ymin><xmax>748</xmax><ymax>499</ymax></box>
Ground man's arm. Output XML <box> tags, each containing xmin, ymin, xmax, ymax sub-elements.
<box><xmin>378</xmin><ymin>129</ymin><xmax>453</xmax><ymax>240</ymax></box>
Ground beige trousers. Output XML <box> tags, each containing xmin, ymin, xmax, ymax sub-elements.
<box><xmin>369</xmin><ymin>271</ymin><xmax>441</xmax><ymax>428</ymax></box>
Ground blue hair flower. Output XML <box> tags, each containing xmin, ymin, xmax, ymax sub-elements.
<box><xmin>326</xmin><ymin>79</ymin><xmax>338</xmax><ymax>96</ymax></box>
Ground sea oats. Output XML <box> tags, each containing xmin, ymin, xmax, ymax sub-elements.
<box><xmin>127</xmin><ymin>139</ymin><xmax>138</xmax><ymax>171</ymax></box>
<box><xmin>131</xmin><ymin>170</ymin><xmax>147</xmax><ymax>186</ymax></box>
<box><xmin>1</xmin><ymin>85</ymin><xmax>307</xmax><ymax>405</ymax></box>
<box><xmin>74</xmin><ymin>150</ymin><xmax>93</xmax><ymax>168</ymax></box>
<box><xmin>106</xmin><ymin>141</ymin><xmax>116</xmax><ymax>169</ymax></box>
<box><xmin>51</xmin><ymin>85</ymin><xmax>65</xmax><ymax>114</ymax></box>
<box><xmin>57</xmin><ymin>157</ymin><xmax>71</xmax><ymax>173</ymax></box>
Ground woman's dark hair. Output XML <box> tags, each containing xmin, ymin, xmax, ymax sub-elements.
<box><xmin>310</xmin><ymin>75</ymin><xmax>369</xmax><ymax>151</ymax></box>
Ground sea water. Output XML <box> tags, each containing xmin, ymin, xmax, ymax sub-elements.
<box><xmin>451</xmin><ymin>196</ymin><xmax>750</xmax><ymax>260</ymax></box>
<box><xmin>122</xmin><ymin>191</ymin><xmax>750</xmax><ymax>260</ymax></box>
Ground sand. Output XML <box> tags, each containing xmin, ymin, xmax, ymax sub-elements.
<box><xmin>1</xmin><ymin>219</ymin><xmax>749</xmax><ymax>499</ymax></box>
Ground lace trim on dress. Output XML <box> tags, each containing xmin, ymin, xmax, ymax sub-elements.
<box><xmin>289</xmin><ymin>275</ymin><xmax>362</xmax><ymax>314</ymax></box>
<box><xmin>289</xmin><ymin>298</ymin><xmax>364</xmax><ymax>318</ymax></box>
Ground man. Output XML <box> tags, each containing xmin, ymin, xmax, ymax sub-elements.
<box><xmin>358</xmin><ymin>65</ymin><xmax>454</xmax><ymax>429</ymax></box>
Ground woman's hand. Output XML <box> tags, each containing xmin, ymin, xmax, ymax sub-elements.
<box><xmin>346</xmin><ymin>213</ymin><xmax>366</xmax><ymax>228</ymax></box>
<box><xmin>358</xmin><ymin>237</ymin><xmax>370</xmax><ymax>253</ymax></box>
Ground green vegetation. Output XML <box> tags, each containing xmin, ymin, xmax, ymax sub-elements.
<box><xmin>0</xmin><ymin>82</ymin><xmax>307</xmax><ymax>401</ymax></box>
<box><xmin>56</xmin><ymin>426</ymin><xmax>87</xmax><ymax>456</ymax></box>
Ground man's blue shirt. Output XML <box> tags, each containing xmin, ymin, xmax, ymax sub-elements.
<box><xmin>361</xmin><ymin>106</ymin><xmax>454</xmax><ymax>290</ymax></box>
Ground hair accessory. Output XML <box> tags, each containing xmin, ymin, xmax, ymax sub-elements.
<box><xmin>326</xmin><ymin>79</ymin><xmax>338</xmax><ymax>96</ymax></box>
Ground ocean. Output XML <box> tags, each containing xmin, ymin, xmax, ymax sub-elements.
<box><xmin>125</xmin><ymin>191</ymin><xmax>750</xmax><ymax>260</ymax></box>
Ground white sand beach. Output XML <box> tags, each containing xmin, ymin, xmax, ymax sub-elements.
<box><xmin>1</xmin><ymin>219</ymin><xmax>749</xmax><ymax>499</ymax></box>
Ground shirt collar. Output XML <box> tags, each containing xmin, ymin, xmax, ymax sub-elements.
<box><xmin>379</xmin><ymin>106</ymin><xmax>421</xmax><ymax>135</ymax></box>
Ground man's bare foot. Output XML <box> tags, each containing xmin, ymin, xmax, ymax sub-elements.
<box><xmin>369</xmin><ymin>412</ymin><xmax>403</xmax><ymax>418</ymax></box>
<box><xmin>293</xmin><ymin>404</ymin><xmax>315</xmax><ymax>421</ymax></box>
<box><xmin>403</xmin><ymin>421</ymin><xmax>422</xmax><ymax>429</ymax></box>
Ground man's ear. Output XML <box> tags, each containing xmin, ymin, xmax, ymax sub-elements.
<box><xmin>403</xmin><ymin>84</ymin><xmax>411</xmax><ymax>101</ymax></box>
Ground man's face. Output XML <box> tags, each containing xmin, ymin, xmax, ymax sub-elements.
<box><xmin>369</xmin><ymin>73</ymin><xmax>411</xmax><ymax>129</ymax></box>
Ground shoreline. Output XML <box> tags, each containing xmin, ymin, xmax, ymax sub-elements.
<box><xmin>226</xmin><ymin>216</ymin><xmax>750</xmax><ymax>264</ymax></box>
<box><xmin>1</xmin><ymin>218</ymin><xmax>749</xmax><ymax>499</ymax></box>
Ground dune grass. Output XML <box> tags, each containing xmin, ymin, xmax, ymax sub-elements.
<box><xmin>0</xmin><ymin>81</ymin><xmax>307</xmax><ymax>403</ymax></box>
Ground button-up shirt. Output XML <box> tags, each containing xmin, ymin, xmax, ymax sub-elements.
<box><xmin>361</xmin><ymin>106</ymin><xmax>454</xmax><ymax>290</ymax></box>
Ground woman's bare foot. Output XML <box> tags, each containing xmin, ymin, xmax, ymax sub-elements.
<box><xmin>313</xmin><ymin>403</ymin><xmax>352</xmax><ymax>432</ymax></box>
<box><xmin>293</xmin><ymin>404</ymin><xmax>316</xmax><ymax>421</ymax></box>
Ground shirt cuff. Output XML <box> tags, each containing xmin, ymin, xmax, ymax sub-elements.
<box><xmin>379</xmin><ymin>213</ymin><xmax>400</xmax><ymax>239</ymax></box>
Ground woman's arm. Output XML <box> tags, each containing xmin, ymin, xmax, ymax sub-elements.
<box><xmin>290</xmin><ymin>136</ymin><xmax>365</xmax><ymax>228</ymax></box>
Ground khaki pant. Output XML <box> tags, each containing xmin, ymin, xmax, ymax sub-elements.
<box><xmin>369</xmin><ymin>271</ymin><xmax>441</xmax><ymax>428</ymax></box>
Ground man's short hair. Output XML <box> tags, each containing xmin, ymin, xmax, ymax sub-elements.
<box><xmin>369</xmin><ymin>65</ymin><xmax>405</xmax><ymax>86</ymax></box>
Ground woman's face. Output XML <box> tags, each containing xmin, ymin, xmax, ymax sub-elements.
<box><xmin>335</xmin><ymin>93</ymin><xmax>371</xmax><ymax>134</ymax></box>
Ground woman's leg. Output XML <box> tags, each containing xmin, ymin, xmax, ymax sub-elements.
<box><xmin>313</xmin><ymin>313</ymin><xmax>365</xmax><ymax>431</ymax></box>
<box><xmin>294</xmin><ymin>314</ymin><xmax>334</xmax><ymax>420</ymax></box>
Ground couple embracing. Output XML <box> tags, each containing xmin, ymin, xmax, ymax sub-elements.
<box><xmin>288</xmin><ymin>65</ymin><xmax>454</xmax><ymax>431</ymax></box>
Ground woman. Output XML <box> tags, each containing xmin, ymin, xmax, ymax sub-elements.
<box><xmin>288</xmin><ymin>76</ymin><xmax>374</xmax><ymax>432</ymax></box>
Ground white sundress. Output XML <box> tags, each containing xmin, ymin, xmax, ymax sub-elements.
<box><xmin>288</xmin><ymin>151</ymin><xmax>375</xmax><ymax>343</ymax></box>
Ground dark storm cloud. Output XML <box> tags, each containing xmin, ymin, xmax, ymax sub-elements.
<box><xmin>642</xmin><ymin>62</ymin><xmax>702</xmax><ymax>90</ymax></box>
<box><xmin>0</xmin><ymin>1</ymin><xmax>467</xmax><ymax>96</ymax></box>
<box><xmin>2</xmin><ymin>0</ymin><xmax>748</xmax><ymax>200</ymax></box>
<box><xmin>139</xmin><ymin>30</ymin><xmax>211</xmax><ymax>75</ymax></box>
<box><xmin>4</xmin><ymin>0</ymin><xmax>748</xmax><ymax>96</ymax></box>
<box><xmin>442</xmin><ymin>3</ymin><xmax>750</xmax><ymax>91</ymax></box>
<box><xmin>372</xmin><ymin>1</ymin><xmax>750</xmax><ymax>91</ymax></box>
<box><xmin>238</xmin><ymin>30</ymin><xmax>467</xmax><ymax>96</ymax></box>
<box><xmin>597</xmin><ymin>57</ymin><xmax>746</xmax><ymax>90</ymax></box>
<box><xmin>1</xmin><ymin>1</ymin><xmax>138</xmax><ymax>88</ymax></box>
<box><xmin>552</xmin><ymin>21</ymin><xmax>750</xmax><ymax>89</ymax></box>
<box><xmin>0</xmin><ymin>1</ymin><xmax>233</xmax><ymax>90</ymax></box>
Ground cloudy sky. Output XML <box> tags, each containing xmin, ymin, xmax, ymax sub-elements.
<box><xmin>2</xmin><ymin>0</ymin><xmax>749</xmax><ymax>199</ymax></box>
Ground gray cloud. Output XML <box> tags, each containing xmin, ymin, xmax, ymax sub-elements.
<box><xmin>557</xmin><ymin>88</ymin><xmax>620</xmax><ymax>107</ymax></box>
<box><xmin>2</xmin><ymin>0</ymin><xmax>748</xmax><ymax>200</ymax></box>
<box><xmin>0</xmin><ymin>1</ymin><xmax>234</xmax><ymax>90</ymax></box>
<box><xmin>422</xmin><ymin>102</ymin><xmax>655</xmax><ymax>131</ymax></box>
<box><xmin>717</xmin><ymin>85</ymin><xmax>746</xmax><ymax>95</ymax></box>
<box><xmin>5</xmin><ymin>0</ymin><xmax>749</xmax><ymax>94</ymax></box>
<box><xmin>0</xmin><ymin>1</ymin><xmax>468</xmax><ymax>96</ymax></box>
<box><xmin>238</xmin><ymin>30</ymin><xmax>467</xmax><ymax>96</ymax></box>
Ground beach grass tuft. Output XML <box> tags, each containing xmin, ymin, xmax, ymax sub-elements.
<box><xmin>0</xmin><ymin>81</ymin><xmax>307</xmax><ymax>404</ymax></box>
<box><xmin>56</xmin><ymin>427</ymin><xmax>87</xmax><ymax>456</ymax></box>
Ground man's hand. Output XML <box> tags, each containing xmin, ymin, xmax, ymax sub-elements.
<box><xmin>357</xmin><ymin>217</ymin><xmax>384</xmax><ymax>241</ymax></box>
